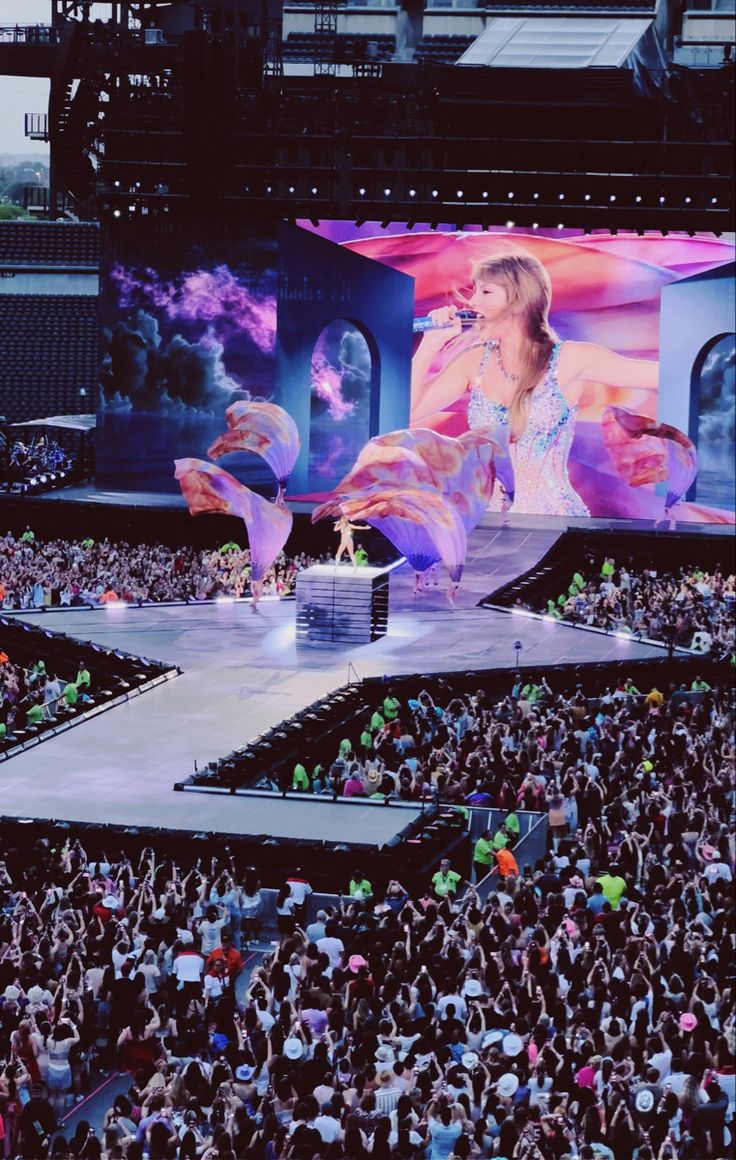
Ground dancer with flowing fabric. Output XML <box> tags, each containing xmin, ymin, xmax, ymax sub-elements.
<box><xmin>411</xmin><ymin>247</ymin><xmax>659</xmax><ymax>518</ymax></box>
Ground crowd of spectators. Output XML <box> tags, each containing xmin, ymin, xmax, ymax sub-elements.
<box><xmin>0</xmin><ymin>667</ymin><xmax>732</xmax><ymax>1158</ymax></box>
<box><xmin>0</xmin><ymin>529</ymin><xmax>317</xmax><ymax>609</ymax></box>
<box><xmin>0</xmin><ymin>654</ymin><xmax>92</xmax><ymax>743</ymax></box>
<box><xmin>536</xmin><ymin>558</ymin><xmax>735</xmax><ymax>659</ymax></box>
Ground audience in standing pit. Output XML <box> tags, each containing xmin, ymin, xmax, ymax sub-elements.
<box><xmin>0</xmin><ymin>531</ymin><xmax>320</xmax><ymax>609</ymax></box>
<box><xmin>535</xmin><ymin>560</ymin><xmax>734</xmax><ymax>659</ymax></box>
<box><xmin>0</xmin><ymin>667</ymin><xmax>732</xmax><ymax>1157</ymax></box>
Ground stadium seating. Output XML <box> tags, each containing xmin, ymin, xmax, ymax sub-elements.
<box><xmin>0</xmin><ymin>220</ymin><xmax>100</xmax><ymax>267</ymax></box>
<box><xmin>0</xmin><ymin>295</ymin><xmax>98</xmax><ymax>423</ymax></box>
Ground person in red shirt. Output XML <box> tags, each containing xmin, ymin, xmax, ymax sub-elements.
<box><xmin>205</xmin><ymin>930</ymin><xmax>244</xmax><ymax>980</ymax></box>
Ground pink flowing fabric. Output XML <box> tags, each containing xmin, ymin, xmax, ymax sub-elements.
<box><xmin>174</xmin><ymin>458</ymin><xmax>292</xmax><ymax>581</ymax></box>
<box><xmin>208</xmin><ymin>401</ymin><xmax>301</xmax><ymax>489</ymax></box>
<box><xmin>601</xmin><ymin>406</ymin><xmax>698</xmax><ymax>511</ymax></box>
<box><xmin>313</xmin><ymin>486</ymin><xmax>467</xmax><ymax>582</ymax></box>
<box><xmin>332</xmin><ymin>428</ymin><xmax>496</xmax><ymax>532</ymax></box>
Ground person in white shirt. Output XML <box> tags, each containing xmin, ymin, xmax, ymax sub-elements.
<box><xmin>198</xmin><ymin>905</ymin><xmax>228</xmax><ymax>955</ymax></box>
<box><xmin>286</xmin><ymin>872</ymin><xmax>313</xmax><ymax>908</ymax></box>
<box><xmin>314</xmin><ymin>1105</ymin><xmax>341</xmax><ymax>1146</ymax></box>
<box><xmin>436</xmin><ymin>992</ymin><xmax>467</xmax><ymax>1021</ymax></box>
<box><xmin>316</xmin><ymin>925</ymin><xmax>345</xmax><ymax>977</ymax></box>
<box><xmin>172</xmin><ymin>935</ymin><xmax>205</xmax><ymax>984</ymax></box>
<box><xmin>112</xmin><ymin>939</ymin><xmax>142</xmax><ymax>980</ymax></box>
<box><xmin>203</xmin><ymin>959</ymin><xmax>231</xmax><ymax>1004</ymax></box>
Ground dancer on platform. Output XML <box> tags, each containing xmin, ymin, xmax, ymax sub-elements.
<box><xmin>411</xmin><ymin>246</ymin><xmax>658</xmax><ymax>518</ymax></box>
<box><xmin>334</xmin><ymin>514</ymin><xmax>370</xmax><ymax>568</ymax></box>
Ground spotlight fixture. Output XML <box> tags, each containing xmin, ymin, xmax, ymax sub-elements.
<box><xmin>358</xmin><ymin>187</ymin><xmax>366</xmax><ymax>196</ymax></box>
<box><xmin>383</xmin><ymin>188</ymin><xmax>391</xmax><ymax>196</ymax></box>
<box><xmin>684</xmin><ymin>196</ymin><xmax>691</xmax><ymax>204</ymax></box>
<box><xmin>288</xmin><ymin>185</ymin><xmax>295</xmax><ymax>194</ymax></box>
<box><xmin>635</xmin><ymin>195</ymin><xmax>642</xmax><ymax>203</ymax></box>
<box><xmin>431</xmin><ymin>189</ymin><xmax>438</xmax><ymax>198</ymax></box>
<box><xmin>711</xmin><ymin>196</ymin><xmax>718</xmax><ymax>204</ymax></box>
<box><xmin>482</xmin><ymin>191</ymin><xmax>489</xmax><ymax>199</ymax></box>
<box><xmin>311</xmin><ymin>186</ymin><xmax>318</xmax><ymax>195</ymax></box>
<box><xmin>584</xmin><ymin>194</ymin><xmax>591</xmax><ymax>202</ymax></box>
<box><xmin>507</xmin><ymin>191</ymin><xmax>514</xmax><ymax>199</ymax></box>
<box><xmin>456</xmin><ymin>190</ymin><xmax>463</xmax><ymax>199</ymax></box>
<box><xmin>558</xmin><ymin>193</ymin><xmax>565</xmax><ymax>201</ymax></box>
<box><xmin>113</xmin><ymin>209</ymin><xmax>121</xmax><ymax>218</ymax></box>
<box><xmin>505</xmin><ymin>220</ymin><xmax>515</xmax><ymax>228</ymax></box>
<box><xmin>609</xmin><ymin>195</ymin><xmax>616</xmax><ymax>202</ymax></box>
<box><xmin>533</xmin><ymin>192</ymin><xmax>539</xmax><ymax>200</ymax></box>
<box><xmin>408</xmin><ymin>188</ymin><xmax>416</xmax><ymax>197</ymax></box>
<box><xmin>659</xmin><ymin>196</ymin><xmax>665</xmax><ymax>204</ymax></box>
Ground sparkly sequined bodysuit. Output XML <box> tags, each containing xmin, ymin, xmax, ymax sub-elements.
<box><xmin>467</xmin><ymin>340</ymin><xmax>589</xmax><ymax>517</ymax></box>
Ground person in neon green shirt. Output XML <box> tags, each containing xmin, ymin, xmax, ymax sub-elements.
<box><xmin>597</xmin><ymin>866</ymin><xmax>627</xmax><ymax>909</ymax></box>
<box><xmin>600</xmin><ymin>557</ymin><xmax>615</xmax><ymax>578</ymax></box>
<box><xmin>27</xmin><ymin>701</ymin><xmax>44</xmax><ymax>725</ymax></box>
<box><xmin>546</xmin><ymin>600</ymin><xmax>561</xmax><ymax>619</ymax></box>
<box><xmin>348</xmin><ymin>870</ymin><xmax>373</xmax><ymax>902</ymax></box>
<box><xmin>20</xmin><ymin>526</ymin><xmax>35</xmax><ymax>544</ymax></box>
<box><xmin>63</xmin><ymin>682</ymin><xmax>79</xmax><ymax>707</ymax></box>
<box><xmin>370</xmin><ymin>707</ymin><xmax>385</xmax><ymax>733</ymax></box>
<box><xmin>383</xmin><ymin>689</ymin><xmax>400</xmax><ymax>721</ymax></box>
<box><xmin>75</xmin><ymin>662</ymin><xmax>91</xmax><ymax>698</ymax></box>
<box><xmin>572</xmin><ymin>571</ymin><xmax>585</xmax><ymax>590</ymax></box>
<box><xmin>354</xmin><ymin>546</ymin><xmax>369</xmax><ymax>567</ymax></box>
<box><xmin>691</xmin><ymin>676</ymin><xmax>711</xmax><ymax>692</ymax></box>
<box><xmin>492</xmin><ymin>824</ymin><xmax>508</xmax><ymax>852</ymax></box>
<box><xmin>81</xmin><ymin>537</ymin><xmax>94</xmax><ymax>549</ymax></box>
<box><xmin>339</xmin><ymin>737</ymin><xmax>353</xmax><ymax>757</ymax></box>
<box><xmin>504</xmin><ymin>812</ymin><xmax>521</xmax><ymax>844</ymax></box>
<box><xmin>292</xmin><ymin>762</ymin><xmax>310</xmax><ymax>791</ymax></box>
<box><xmin>431</xmin><ymin>859</ymin><xmax>462</xmax><ymax>899</ymax></box>
<box><xmin>473</xmin><ymin>832</ymin><xmax>494</xmax><ymax>881</ymax></box>
<box><xmin>521</xmin><ymin>681</ymin><xmax>541</xmax><ymax>703</ymax></box>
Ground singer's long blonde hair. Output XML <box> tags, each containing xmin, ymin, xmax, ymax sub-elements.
<box><xmin>470</xmin><ymin>248</ymin><xmax>557</xmax><ymax>438</ymax></box>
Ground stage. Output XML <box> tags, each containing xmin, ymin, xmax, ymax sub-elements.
<box><xmin>0</xmin><ymin>511</ymin><xmax>687</xmax><ymax>838</ymax></box>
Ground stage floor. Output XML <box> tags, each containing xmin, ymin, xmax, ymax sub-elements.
<box><xmin>2</xmin><ymin>516</ymin><xmax>680</xmax><ymax>836</ymax></box>
<box><xmin>30</xmin><ymin>483</ymin><xmax>736</xmax><ymax>535</ymax></box>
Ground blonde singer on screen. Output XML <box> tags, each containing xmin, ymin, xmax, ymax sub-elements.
<box><xmin>411</xmin><ymin>247</ymin><xmax>659</xmax><ymax>517</ymax></box>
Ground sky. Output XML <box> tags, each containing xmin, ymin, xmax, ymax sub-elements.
<box><xmin>0</xmin><ymin>0</ymin><xmax>109</xmax><ymax>156</ymax></box>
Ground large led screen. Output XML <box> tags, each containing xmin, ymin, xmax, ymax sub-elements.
<box><xmin>97</xmin><ymin>221</ymin><xmax>279</xmax><ymax>492</ymax></box>
<box><xmin>99</xmin><ymin>218</ymin><xmax>734</xmax><ymax>522</ymax></box>
<box><xmin>300</xmin><ymin>223</ymin><xmax>735</xmax><ymax>523</ymax></box>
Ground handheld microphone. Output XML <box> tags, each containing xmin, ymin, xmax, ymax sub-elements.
<box><xmin>412</xmin><ymin>309</ymin><xmax>480</xmax><ymax>334</ymax></box>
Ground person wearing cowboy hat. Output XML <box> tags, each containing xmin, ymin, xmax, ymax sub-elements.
<box><xmin>374</xmin><ymin>1067</ymin><xmax>402</xmax><ymax>1114</ymax></box>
